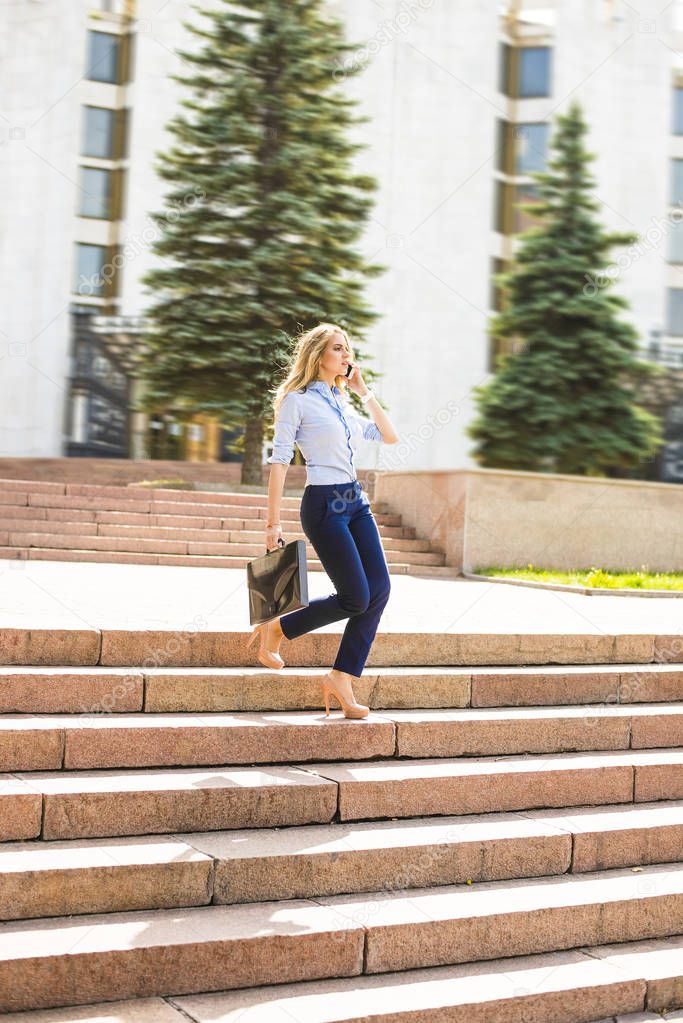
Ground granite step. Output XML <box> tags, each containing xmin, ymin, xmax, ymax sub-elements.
<box><xmin>4</xmin><ymin>748</ymin><xmax>683</xmax><ymax>841</ymax></box>
<box><xmin>2</xmin><ymin>939</ymin><xmax>682</xmax><ymax>1022</ymax></box>
<box><xmin>2</xmin><ymin>705</ymin><xmax>683</xmax><ymax>772</ymax></box>
<box><xmin>0</xmin><ymin>516</ymin><xmax>420</xmax><ymax>544</ymax></box>
<box><xmin>0</xmin><ymin>628</ymin><xmax>666</xmax><ymax>668</ymax></box>
<box><xmin>2</xmin><ymin>530</ymin><xmax>445</xmax><ymax>565</ymax></box>
<box><xmin>300</xmin><ymin>748</ymin><xmax>683</xmax><ymax>821</ymax></box>
<box><xmin>3</xmin><ymin>801</ymin><xmax>683</xmax><ymax>920</ymax></box>
<box><xmin>3</xmin><ymin>663</ymin><xmax>682</xmax><ymax>715</ymax></box>
<box><xmin>1</xmin><ymin>491</ymin><xmax>404</xmax><ymax>527</ymax></box>
<box><xmin>0</xmin><ymin>479</ymin><xmax>307</xmax><ymax>509</ymax></box>
<box><xmin>0</xmin><ymin>502</ymin><xmax>413</xmax><ymax>538</ymax></box>
<box><xmin>171</xmin><ymin>934</ymin><xmax>683</xmax><ymax>1023</ymax></box>
<box><xmin>0</xmin><ymin>711</ymin><xmax>397</xmax><ymax>771</ymax></box>
<box><xmin>0</xmin><ymin>765</ymin><xmax>338</xmax><ymax>842</ymax></box>
<box><xmin>0</xmin><ymin>545</ymin><xmax>453</xmax><ymax>575</ymax></box>
<box><xmin>1</xmin><ymin>864</ymin><xmax>682</xmax><ymax>1012</ymax></box>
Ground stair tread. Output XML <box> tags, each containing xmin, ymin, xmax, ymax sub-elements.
<box><xmin>3</xmin><ymin>702</ymin><xmax>683</xmax><ymax>726</ymax></box>
<box><xmin>8</xmin><ymin>764</ymin><xmax>335</xmax><ymax>793</ymax></box>
<box><xmin>1</xmin><ymin>661</ymin><xmax>682</xmax><ymax>677</ymax></box>
<box><xmin>0</xmin><ymin>548</ymin><xmax>428</xmax><ymax>571</ymax></box>
<box><xmin>1</xmin><ymin>861</ymin><xmax>682</xmax><ymax>951</ymax></box>
<box><xmin>8</xmin><ymin>746</ymin><xmax>683</xmax><ymax>788</ymax></box>
<box><xmin>0</xmin><ymin>942</ymin><xmax>678</xmax><ymax>1022</ymax></box>
<box><xmin>169</xmin><ymin>935</ymin><xmax>683</xmax><ymax>1023</ymax></box>
<box><xmin>4</xmin><ymin>799</ymin><xmax>682</xmax><ymax>868</ymax></box>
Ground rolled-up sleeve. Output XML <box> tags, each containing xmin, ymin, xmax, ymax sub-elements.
<box><xmin>345</xmin><ymin>404</ymin><xmax>383</xmax><ymax>443</ymax></box>
<box><xmin>267</xmin><ymin>393</ymin><xmax>302</xmax><ymax>464</ymax></box>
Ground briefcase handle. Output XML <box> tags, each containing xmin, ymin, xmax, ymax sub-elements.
<box><xmin>266</xmin><ymin>536</ymin><xmax>286</xmax><ymax>554</ymax></box>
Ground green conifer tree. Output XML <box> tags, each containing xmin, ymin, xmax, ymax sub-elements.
<box><xmin>468</xmin><ymin>101</ymin><xmax>661</xmax><ymax>476</ymax></box>
<box><xmin>137</xmin><ymin>0</ymin><xmax>384</xmax><ymax>482</ymax></box>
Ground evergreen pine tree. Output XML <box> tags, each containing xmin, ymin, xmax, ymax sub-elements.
<box><xmin>136</xmin><ymin>0</ymin><xmax>384</xmax><ymax>482</ymax></box>
<box><xmin>468</xmin><ymin>101</ymin><xmax>661</xmax><ymax>476</ymax></box>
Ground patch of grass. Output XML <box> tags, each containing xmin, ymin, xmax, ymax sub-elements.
<box><xmin>474</xmin><ymin>564</ymin><xmax>683</xmax><ymax>591</ymax></box>
<box><xmin>130</xmin><ymin>479</ymin><xmax>194</xmax><ymax>490</ymax></box>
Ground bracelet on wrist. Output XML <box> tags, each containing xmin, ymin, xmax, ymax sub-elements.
<box><xmin>359</xmin><ymin>389</ymin><xmax>375</xmax><ymax>405</ymax></box>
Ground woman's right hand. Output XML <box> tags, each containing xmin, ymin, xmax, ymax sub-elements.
<box><xmin>265</xmin><ymin>523</ymin><xmax>284</xmax><ymax>551</ymax></box>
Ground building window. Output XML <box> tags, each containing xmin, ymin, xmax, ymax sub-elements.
<box><xmin>514</xmin><ymin>122</ymin><xmax>550</xmax><ymax>174</ymax></box>
<box><xmin>672</xmin><ymin>159</ymin><xmax>683</xmax><ymax>205</ymax></box>
<box><xmin>669</xmin><ymin>219</ymin><xmax>683</xmax><ymax>264</ymax></box>
<box><xmin>519</xmin><ymin>47</ymin><xmax>552</xmax><ymax>97</ymax></box>
<box><xmin>668</xmin><ymin>288</ymin><xmax>683</xmax><ymax>335</ymax></box>
<box><xmin>674</xmin><ymin>87</ymin><xmax>683</xmax><ymax>135</ymax></box>
<box><xmin>86</xmin><ymin>30</ymin><xmax>120</xmax><ymax>83</ymax></box>
<box><xmin>74</xmin><ymin>243</ymin><xmax>108</xmax><ymax>296</ymax></box>
<box><xmin>81</xmin><ymin>106</ymin><xmax>115</xmax><ymax>158</ymax></box>
<box><xmin>79</xmin><ymin>167</ymin><xmax>112</xmax><ymax>219</ymax></box>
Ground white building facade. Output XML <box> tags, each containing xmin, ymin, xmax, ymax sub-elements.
<box><xmin>2</xmin><ymin>0</ymin><xmax>683</xmax><ymax>474</ymax></box>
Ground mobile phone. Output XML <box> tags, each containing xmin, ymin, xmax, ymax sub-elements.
<box><xmin>345</xmin><ymin>363</ymin><xmax>354</xmax><ymax>377</ymax></box>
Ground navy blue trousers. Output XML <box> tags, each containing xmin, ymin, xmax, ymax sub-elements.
<box><xmin>279</xmin><ymin>480</ymin><xmax>391</xmax><ymax>677</ymax></box>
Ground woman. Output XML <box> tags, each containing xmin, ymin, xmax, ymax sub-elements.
<box><xmin>247</xmin><ymin>322</ymin><xmax>399</xmax><ymax>719</ymax></box>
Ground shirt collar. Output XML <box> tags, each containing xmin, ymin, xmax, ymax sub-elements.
<box><xmin>308</xmin><ymin>379</ymin><xmax>341</xmax><ymax>396</ymax></box>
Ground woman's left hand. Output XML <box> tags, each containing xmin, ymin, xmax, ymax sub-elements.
<box><xmin>345</xmin><ymin>364</ymin><xmax>369</xmax><ymax>398</ymax></box>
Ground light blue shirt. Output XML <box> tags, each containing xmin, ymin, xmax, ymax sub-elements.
<box><xmin>267</xmin><ymin>379</ymin><xmax>383</xmax><ymax>485</ymax></box>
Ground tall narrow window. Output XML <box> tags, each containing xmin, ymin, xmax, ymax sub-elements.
<box><xmin>667</xmin><ymin>287</ymin><xmax>683</xmax><ymax>335</ymax></box>
<box><xmin>74</xmin><ymin>243</ymin><xmax>108</xmax><ymax>296</ymax></box>
<box><xmin>674</xmin><ymin>87</ymin><xmax>683</xmax><ymax>135</ymax></box>
<box><xmin>86</xmin><ymin>31</ymin><xmax>120</xmax><ymax>83</ymax></box>
<box><xmin>82</xmin><ymin>106</ymin><xmax>115</xmax><ymax>158</ymax></box>
<box><xmin>514</xmin><ymin>122</ymin><xmax>550</xmax><ymax>174</ymax></box>
<box><xmin>669</xmin><ymin>219</ymin><xmax>683</xmax><ymax>264</ymax></box>
<box><xmin>79</xmin><ymin>167</ymin><xmax>112</xmax><ymax>219</ymax></box>
<box><xmin>672</xmin><ymin>159</ymin><xmax>683</xmax><ymax>205</ymax></box>
<box><xmin>518</xmin><ymin>47</ymin><xmax>552</xmax><ymax>97</ymax></box>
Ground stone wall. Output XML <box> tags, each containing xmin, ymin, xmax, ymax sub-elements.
<box><xmin>375</xmin><ymin>468</ymin><xmax>683</xmax><ymax>574</ymax></box>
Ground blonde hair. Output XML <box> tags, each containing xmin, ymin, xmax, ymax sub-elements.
<box><xmin>270</xmin><ymin>322</ymin><xmax>354</xmax><ymax>422</ymax></box>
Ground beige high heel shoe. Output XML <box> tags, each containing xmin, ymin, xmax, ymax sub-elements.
<box><xmin>320</xmin><ymin>671</ymin><xmax>369</xmax><ymax>720</ymax></box>
<box><xmin>246</xmin><ymin>620</ymin><xmax>284</xmax><ymax>669</ymax></box>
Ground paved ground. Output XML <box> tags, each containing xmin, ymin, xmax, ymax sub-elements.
<box><xmin>0</xmin><ymin>559</ymin><xmax>681</xmax><ymax>635</ymax></box>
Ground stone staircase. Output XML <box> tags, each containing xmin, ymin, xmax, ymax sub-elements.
<box><xmin>1</xmin><ymin>627</ymin><xmax>683</xmax><ymax>1020</ymax></box>
<box><xmin>0</xmin><ymin>478</ymin><xmax>454</xmax><ymax>576</ymax></box>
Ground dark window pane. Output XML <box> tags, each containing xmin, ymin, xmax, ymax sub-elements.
<box><xmin>672</xmin><ymin>160</ymin><xmax>683</xmax><ymax>205</ymax></box>
<box><xmin>674</xmin><ymin>88</ymin><xmax>683</xmax><ymax>135</ymax></box>
<box><xmin>519</xmin><ymin>47</ymin><xmax>551</xmax><ymax>97</ymax></box>
<box><xmin>86</xmin><ymin>31</ymin><xmax>119</xmax><ymax>83</ymax></box>
<box><xmin>75</xmin><ymin>243</ymin><xmax>107</xmax><ymax>296</ymax></box>
<box><xmin>82</xmin><ymin>106</ymin><xmax>115</xmax><ymax>158</ymax></box>
<box><xmin>668</xmin><ymin>289</ymin><xmax>683</xmax><ymax>335</ymax></box>
<box><xmin>79</xmin><ymin>167</ymin><xmax>112</xmax><ymax>218</ymax></box>
<box><xmin>514</xmin><ymin>122</ymin><xmax>550</xmax><ymax>174</ymax></box>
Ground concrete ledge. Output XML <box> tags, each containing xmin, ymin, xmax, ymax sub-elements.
<box><xmin>374</xmin><ymin>467</ymin><xmax>683</xmax><ymax>575</ymax></box>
